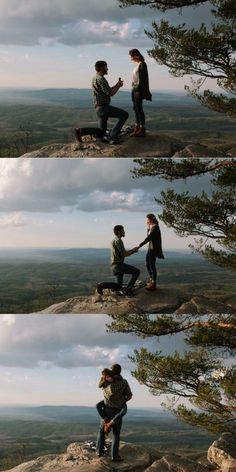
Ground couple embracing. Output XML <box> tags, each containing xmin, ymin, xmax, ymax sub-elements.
<box><xmin>96</xmin><ymin>363</ymin><xmax>132</xmax><ymax>462</ymax></box>
<box><xmin>97</xmin><ymin>213</ymin><xmax>164</xmax><ymax>297</ymax></box>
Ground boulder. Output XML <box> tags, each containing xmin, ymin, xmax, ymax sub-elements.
<box><xmin>173</xmin><ymin>144</ymin><xmax>225</xmax><ymax>157</ymax></box>
<box><xmin>207</xmin><ymin>433</ymin><xmax>236</xmax><ymax>471</ymax></box>
<box><xmin>144</xmin><ymin>454</ymin><xmax>212</xmax><ymax>471</ymax></box>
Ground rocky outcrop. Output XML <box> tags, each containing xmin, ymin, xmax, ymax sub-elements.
<box><xmin>20</xmin><ymin>132</ymin><xmax>228</xmax><ymax>158</ymax></box>
<box><xmin>208</xmin><ymin>433</ymin><xmax>236</xmax><ymax>472</ymax></box>
<box><xmin>20</xmin><ymin>133</ymin><xmax>182</xmax><ymax>158</ymax></box>
<box><xmin>145</xmin><ymin>454</ymin><xmax>212</xmax><ymax>471</ymax></box>
<box><xmin>3</xmin><ymin>441</ymin><xmax>215</xmax><ymax>472</ymax></box>
<box><xmin>173</xmin><ymin>144</ymin><xmax>225</xmax><ymax>158</ymax></box>
<box><xmin>37</xmin><ymin>286</ymin><xmax>236</xmax><ymax>315</ymax></box>
<box><xmin>175</xmin><ymin>296</ymin><xmax>236</xmax><ymax>315</ymax></box>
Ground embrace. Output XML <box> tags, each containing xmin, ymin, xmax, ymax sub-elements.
<box><xmin>97</xmin><ymin>213</ymin><xmax>164</xmax><ymax>297</ymax></box>
<box><xmin>96</xmin><ymin>363</ymin><xmax>132</xmax><ymax>462</ymax></box>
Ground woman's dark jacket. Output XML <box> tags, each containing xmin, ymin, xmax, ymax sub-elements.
<box><xmin>139</xmin><ymin>224</ymin><xmax>164</xmax><ymax>259</ymax></box>
<box><xmin>135</xmin><ymin>61</ymin><xmax>152</xmax><ymax>101</ymax></box>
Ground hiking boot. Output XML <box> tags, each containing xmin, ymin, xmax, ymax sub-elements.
<box><xmin>145</xmin><ymin>282</ymin><xmax>156</xmax><ymax>291</ymax></box>
<box><xmin>145</xmin><ymin>280</ymin><xmax>154</xmax><ymax>288</ymax></box>
<box><xmin>96</xmin><ymin>283</ymin><xmax>103</xmax><ymax>295</ymax></box>
<box><xmin>130</xmin><ymin>124</ymin><xmax>140</xmax><ymax>137</ymax></box>
<box><xmin>116</xmin><ymin>290</ymin><xmax>126</xmax><ymax>297</ymax></box>
<box><xmin>109</xmin><ymin>137</ymin><xmax>120</xmax><ymax>145</ymax></box>
<box><xmin>134</xmin><ymin>126</ymin><xmax>146</xmax><ymax>137</ymax></box>
<box><xmin>101</xmin><ymin>136</ymin><xmax>110</xmax><ymax>143</ymax></box>
<box><xmin>74</xmin><ymin>128</ymin><xmax>83</xmax><ymax>143</ymax></box>
<box><xmin>112</xmin><ymin>456</ymin><xmax>124</xmax><ymax>462</ymax></box>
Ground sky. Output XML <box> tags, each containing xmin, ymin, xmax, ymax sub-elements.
<box><xmin>0</xmin><ymin>0</ymin><xmax>217</xmax><ymax>91</ymax></box>
<box><xmin>0</xmin><ymin>313</ymin><xmax>186</xmax><ymax>407</ymax></box>
<box><xmin>0</xmin><ymin>157</ymin><xmax>212</xmax><ymax>251</ymax></box>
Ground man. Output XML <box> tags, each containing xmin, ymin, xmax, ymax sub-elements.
<box><xmin>96</xmin><ymin>225</ymin><xmax>140</xmax><ymax>297</ymax></box>
<box><xmin>96</xmin><ymin>364</ymin><xmax>132</xmax><ymax>462</ymax></box>
<box><xmin>92</xmin><ymin>61</ymin><xmax>129</xmax><ymax>144</ymax></box>
<box><xmin>74</xmin><ymin>61</ymin><xmax>128</xmax><ymax>144</ymax></box>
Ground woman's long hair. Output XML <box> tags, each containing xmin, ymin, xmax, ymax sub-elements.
<box><xmin>129</xmin><ymin>48</ymin><xmax>145</xmax><ymax>62</ymax></box>
<box><xmin>146</xmin><ymin>213</ymin><xmax>158</xmax><ymax>225</ymax></box>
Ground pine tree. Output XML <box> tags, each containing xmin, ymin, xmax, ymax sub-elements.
<box><xmin>132</xmin><ymin>158</ymin><xmax>236</xmax><ymax>270</ymax></box>
<box><xmin>108</xmin><ymin>312</ymin><xmax>236</xmax><ymax>433</ymax></box>
<box><xmin>118</xmin><ymin>0</ymin><xmax>236</xmax><ymax>116</ymax></box>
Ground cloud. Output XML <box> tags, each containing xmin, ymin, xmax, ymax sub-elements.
<box><xmin>0</xmin><ymin>0</ymin><xmax>214</xmax><ymax>47</ymax></box>
<box><xmin>76</xmin><ymin>189</ymin><xmax>154</xmax><ymax>212</ymax></box>
<box><xmin>0</xmin><ymin>314</ymin><xmax>139</xmax><ymax>369</ymax></box>
<box><xmin>0</xmin><ymin>0</ymin><xmax>153</xmax><ymax>47</ymax></box>
<box><xmin>0</xmin><ymin>314</ymin><xmax>184</xmax><ymax>370</ymax></box>
<box><xmin>0</xmin><ymin>159</ymin><xmax>211</xmax><ymax>215</ymax></box>
<box><xmin>0</xmin><ymin>212</ymin><xmax>27</xmax><ymax>227</ymax></box>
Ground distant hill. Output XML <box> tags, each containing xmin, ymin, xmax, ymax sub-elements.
<box><xmin>0</xmin><ymin>405</ymin><xmax>170</xmax><ymax>423</ymax></box>
<box><xmin>0</xmin><ymin>88</ymin><xmax>193</xmax><ymax>107</ymax></box>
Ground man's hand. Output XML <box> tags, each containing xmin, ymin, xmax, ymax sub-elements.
<box><xmin>134</xmin><ymin>91</ymin><xmax>140</xmax><ymax>99</ymax></box>
<box><xmin>118</xmin><ymin>78</ymin><xmax>124</xmax><ymax>88</ymax></box>
<box><xmin>132</xmin><ymin>246</ymin><xmax>139</xmax><ymax>253</ymax></box>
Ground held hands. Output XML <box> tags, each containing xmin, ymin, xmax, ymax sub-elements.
<box><xmin>132</xmin><ymin>246</ymin><xmax>139</xmax><ymax>253</ymax></box>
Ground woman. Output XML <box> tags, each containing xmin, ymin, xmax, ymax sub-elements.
<box><xmin>138</xmin><ymin>214</ymin><xmax>164</xmax><ymax>291</ymax></box>
<box><xmin>129</xmin><ymin>48</ymin><xmax>152</xmax><ymax>137</ymax></box>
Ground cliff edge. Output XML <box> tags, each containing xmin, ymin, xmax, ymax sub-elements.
<box><xmin>4</xmin><ymin>434</ymin><xmax>236</xmax><ymax>472</ymax></box>
<box><xmin>20</xmin><ymin>132</ymin><xmax>228</xmax><ymax>158</ymax></box>
<box><xmin>37</xmin><ymin>285</ymin><xmax>236</xmax><ymax>315</ymax></box>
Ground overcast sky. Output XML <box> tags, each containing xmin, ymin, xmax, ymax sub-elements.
<box><xmin>0</xmin><ymin>314</ymin><xmax>185</xmax><ymax>407</ymax></box>
<box><xmin>0</xmin><ymin>158</ymin><xmax>211</xmax><ymax>250</ymax></box>
<box><xmin>0</xmin><ymin>0</ymin><xmax>217</xmax><ymax>91</ymax></box>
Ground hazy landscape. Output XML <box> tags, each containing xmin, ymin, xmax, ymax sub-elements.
<box><xmin>0</xmin><ymin>88</ymin><xmax>235</xmax><ymax>156</ymax></box>
<box><xmin>0</xmin><ymin>405</ymin><xmax>216</xmax><ymax>470</ymax></box>
<box><xmin>0</xmin><ymin>248</ymin><xmax>235</xmax><ymax>313</ymax></box>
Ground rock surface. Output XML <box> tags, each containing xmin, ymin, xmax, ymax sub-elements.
<box><xmin>173</xmin><ymin>143</ymin><xmax>225</xmax><ymax>158</ymax></box>
<box><xmin>3</xmin><ymin>441</ymin><xmax>216</xmax><ymax>472</ymax></box>
<box><xmin>37</xmin><ymin>286</ymin><xmax>236</xmax><ymax>315</ymax></box>
<box><xmin>145</xmin><ymin>454</ymin><xmax>212</xmax><ymax>471</ymax></box>
<box><xmin>208</xmin><ymin>433</ymin><xmax>236</xmax><ymax>472</ymax></box>
<box><xmin>20</xmin><ymin>132</ymin><xmax>230</xmax><ymax>158</ymax></box>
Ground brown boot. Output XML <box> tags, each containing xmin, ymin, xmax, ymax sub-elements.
<box><xmin>134</xmin><ymin>126</ymin><xmax>146</xmax><ymax>137</ymax></box>
<box><xmin>130</xmin><ymin>124</ymin><xmax>140</xmax><ymax>137</ymax></box>
<box><xmin>145</xmin><ymin>282</ymin><xmax>156</xmax><ymax>291</ymax></box>
<box><xmin>104</xmin><ymin>420</ymin><xmax>114</xmax><ymax>434</ymax></box>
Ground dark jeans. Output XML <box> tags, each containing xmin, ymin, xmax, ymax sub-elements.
<box><xmin>112</xmin><ymin>262</ymin><xmax>140</xmax><ymax>291</ymax></box>
<box><xmin>96</xmin><ymin>104</ymin><xmax>129</xmax><ymax>138</ymax></box>
<box><xmin>96</xmin><ymin>400</ymin><xmax>127</xmax><ymax>424</ymax></box>
<box><xmin>99</xmin><ymin>281</ymin><xmax>120</xmax><ymax>292</ymax></box>
<box><xmin>80</xmin><ymin>127</ymin><xmax>104</xmax><ymax>138</ymax></box>
<box><xmin>146</xmin><ymin>250</ymin><xmax>157</xmax><ymax>282</ymax></box>
<box><xmin>132</xmin><ymin>90</ymin><xmax>145</xmax><ymax>126</ymax></box>
<box><xmin>96</xmin><ymin>405</ymin><xmax>122</xmax><ymax>459</ymax></box>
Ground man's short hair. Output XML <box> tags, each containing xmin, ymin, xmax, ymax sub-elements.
<box><xmin>95</xmin><ymin>61</ymin><xmax>107</xmax><ymax>72</ymax></box>
<box><xmin>111</xmin><ymin>364</ymin><xmax>122</xmax><ymax>375</ymax></box>
<box><xmin>113</xmin><ymin>225</ymin><xmax>124</xmax><ymax>236</ymax></box>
